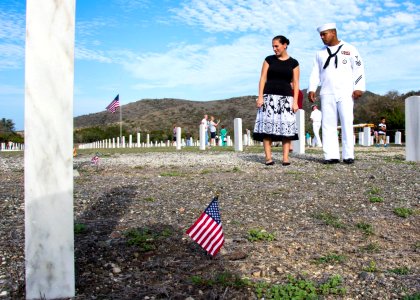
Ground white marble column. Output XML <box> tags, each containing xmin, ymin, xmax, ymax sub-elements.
<box><xmin>395</xmin><ymin>131</ymin><xmax>402</xmax><ymax>145</ymax></box>
<box><xmin>24</xmin><ymin>1</ymin><xmax>75</xmax><ymax>299</ymax></box>
<box><xmin>358</xmin><ymin>132</ymin><xmax>364</xmax><ymax>146</ymax></box>
<box><xmin>405</xmin><ymin>96</ymin><xmax>420</xmax><ymax>161</ymax></box>
<box><xmin>137</xmin><ymin>132</ymin><xmax>141</xmax><ymax>147</ymax></box>
<box><xmin>129</xmin><ymin>134</ymin><xmax>132</xmax><ymax>148</ymax></box>
<box><xmin>147</xmin><ymin>134</ymin><xmax>150</xmax><ymax>147</ymax></box>
<box><xmin>363</xmin><ymin>127</ymin><xmax>371</xmax><ymax>146</ymax></box>
<box><xmin>234</xmin><ymin>118</ymin><xmax>243</xmax><ymax>152</ymax></box>
<box><xmin>176</xmin><ymin>127</ymin><xmax>181</xmax><ymax>150</ymax></box>
<box><xmin>199</xmin><ymin>125</ymin><xmax>206</xmax><ymax>150</ymax></box>
<box><xmin>292</xmin><ymin>109</ymin><xmax>305</xmax><ymax>154</ymax></box>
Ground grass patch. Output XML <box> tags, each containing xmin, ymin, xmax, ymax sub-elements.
<box><xmin>356</xmin><ymin>222</ymin><xmax>374</xmax><ymax>235</ymax></box>
<box><xmin>74</xmin><ymin>223</ymin><xmax>88</xmax><ymax>234</ymax></box>
<box><xmin>124</xmin><ymin>227</ymin><xmax>172</xmax><ymax>252</ymax></box>
<box><xmin>393</xmin><ymin>207</ymin><xmax>414</xmax><ymax>218</ymax></box>
<box><xmin>368</xmin><ymin>187</ymin><xmax>381</xmax><ymax>195</ymax></box>
<box><xmin>313</xmin><ymin>212</ymin><xmax>345</xmax><ymax>228</ymax></box>
<box><xmin>255</xmin><ymin>275</ymin><xmax>346</xmax><ymax>299</ymax></box>
<box><xmin>247</xmin><ymin>228</ymin><xmax>275</xmax><ymax>242</ymax></box>
<box><xmin>388</xmin><ymin>266</ymin><xmax>410</xmax><ymax>275</ymax></box>
<box><xmin>143</xmin><ymin>197</ymin><xmax>155</xmax><ymax>202</ymax></box>
<box><xmin>363</xmin><ymin>261</ymin><xmax>378</xmax><ymax>273</ymax></box>
<box><xmin>314</xmin><ymin>253</ymin><xmax>346</xmax><ymax>265</ymax></box>
<box><xmin>232</xmin><ymin>166</ymin><xmax>240</xmax><ymax>172</ymax></box>
<box><xmin>369</xmin><ymin>196</ymin><xmax>384</xmax><ymax>203</ymax></box>
<box><xmin>190</xmin><ymin>272</ymin><xmax>251</xmax><ymax>288</ymax></box>
<box><xmin>403</xmin><ymin>293</ymin><xmax>420</xmax><ymax>300</ymax></box>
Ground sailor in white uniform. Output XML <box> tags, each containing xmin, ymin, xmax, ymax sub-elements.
<box><xmin>308</xmin><ymin>23</ymin><xmax>366</xmax><ymax>164</ymax></box>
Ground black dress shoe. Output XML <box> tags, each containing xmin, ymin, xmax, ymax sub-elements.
<box><xmin>323</xmin><ymin>159</ymin><xmax>340</xmax><ymax>164</ymax></box>
<box><xmin>343</xmin><ymin>158</ymin><xmax>355</xmax><ymax>164</ymax></box>
<box><xmin>265</xmin><ymin>161</ymin><xmax>275</xmax><ymax>166</ymax></box>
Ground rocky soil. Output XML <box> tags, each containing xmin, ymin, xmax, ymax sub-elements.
<box><xmin>0</xmin><ymin>146</ymin><xmax>419</xmax><ymax>299</ymax></box>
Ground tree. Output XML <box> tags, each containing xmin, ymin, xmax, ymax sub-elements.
<box><xmin>0</xmin><ymin>118</ymin><xmax>15</xmax><ymax>133</ymax></box>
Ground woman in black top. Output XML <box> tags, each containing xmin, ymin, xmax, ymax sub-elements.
<box><xmin>253</xmin><ymin>35</ymin><xmax>300</xmax><ymax>166</ymax></box>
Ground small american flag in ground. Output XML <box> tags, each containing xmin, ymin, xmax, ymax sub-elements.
<box><xmin>186</xmin><ymin>197</ymin><xmax>224</xmax><ymax>256</ymax></box>
<box><xmin>91</xmin><ymin>154</ymin><xmax>99</xmax><ymax>165</ymax></box>
<box><xmin>106</xmin><ymin>94</ymin><xmax>120</xmax><ymax>113</ymax></box>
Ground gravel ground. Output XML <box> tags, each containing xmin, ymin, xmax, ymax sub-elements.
<box><xmin>0</xmin><ymin>146</ymin><xmax>419</xmax><ymax>299</ymax></box>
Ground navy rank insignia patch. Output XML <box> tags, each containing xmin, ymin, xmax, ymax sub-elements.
<box><xmin>341</xmin><ymin>51</ymin><xmax>350</xmax><ymax>55</ymax></box>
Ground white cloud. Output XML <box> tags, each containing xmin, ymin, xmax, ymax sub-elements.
<box><xmin>0</xmin><ymin>7</ymin><xmax>25</xmax><ymax>70</ymax></box>
<box><xmin>114</xmin><ymin>0</ymin><xmax>150</xmax><ymax>12</ymax></box>
<box><xmin>75</xmin><ymin>46</ymin><xmax>113</xmax><ymax>63</ymax></box>
<box><xmin>0</xmin><ymin>9</ymin><xmax>25</xmax><ymax>41</ymax></box>
<box><xmin>119</xmin><ymin>34</ymin><xmax>269</xmax><ymax>99</ymax></box>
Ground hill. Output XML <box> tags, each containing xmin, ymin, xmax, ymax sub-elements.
<box><xmin>74</xmin><ymin>90</ymin><xmax>417</xmax><ymax>141</ymax></box>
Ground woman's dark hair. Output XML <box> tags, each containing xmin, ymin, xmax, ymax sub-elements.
<box><xmin>273</xmin><ymin>35</ymin><xmax>290</xmax><ymax>45</ymax></box>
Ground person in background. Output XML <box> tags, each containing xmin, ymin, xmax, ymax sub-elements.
<box><xmin>310</xmin><ymin>105</ymin><xmax>322</xmax><ymax>147</ymax></box>
<box><xmin>308</xmin><ymin>23</ymin><xmax>365</xmax><ymax>164</ymax></box>
<box><xmin>376</xmin><ymin>117</ymin><xmax>387</xmax><ymax>147</ymax></box>
<box><xmin>209</xmin><ymin>116</ymin><xmax>220</xmax><ymax>147</ymax></box>
<box><xmin>305</xmin><ymin>131</ymin><xmax>311</xmax><ymax>147</ymax></box>
<box><xmin>172</xmin><ymin>124</ymin><xmax>177</xmax><ymax>146</ymax></box>
<box><xmin>253</xmin><ymin>35</ymin><xmax>300</xmax><ymax>166</ymax></box>
<box><xmin>220</xmin><ymin>125</ymin><xmax>228</xmax><ymax>146</ymax></box>
<box><xmin>200</xmin><ymin>114</ymin><xmax>209</xmax><ymax>146</ymax></box>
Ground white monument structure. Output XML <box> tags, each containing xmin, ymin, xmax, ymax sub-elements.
<box><xmin>25</xmin><ymin>1</ymin><xmax>76</xmax><ymax>299</ymax></box>
<box><xmin>405</xmin><ymin>96</ymin><xmax>420</xmax><ymax>161</ymax></box>
<box><xmin>234</xmin><ymin>118</ymin><xmax>243</xmax><ymax>152</ymax></box>
<box><xmin>292</xmin><ymin>109</ymin><xmax>305</xmax><ymax>154</ymax></box>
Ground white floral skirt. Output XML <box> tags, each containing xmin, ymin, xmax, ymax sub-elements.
<box><xmin>253</xmin><ymin>94</ymin><xmax>299</xmax><ymax>142</ymax></box>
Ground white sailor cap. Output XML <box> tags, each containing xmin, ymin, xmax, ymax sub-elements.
<box><xmin>317</xmin><ymin>23</ymin><xmax>336</xmax><ymax>33</ymax></box>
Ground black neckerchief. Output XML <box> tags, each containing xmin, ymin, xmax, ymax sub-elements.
<box><xmin>323</xmin><ymin>44</ymin><xmax>343</xmax><ymax>69</ymax></box>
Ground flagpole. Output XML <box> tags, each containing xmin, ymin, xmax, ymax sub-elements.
<box><xmin>119</xmin><ymin>100</ymin><xmax>122</xmax><ymax>140</ymax></box>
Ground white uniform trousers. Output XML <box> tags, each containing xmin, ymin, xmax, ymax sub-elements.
<box><xmin>320</xmin><ymin>94</ymin><xmax>354</xmax><ymax>160</ymax></box>
<box><xmin>312</xmin><ymin>122</ymin><xmax>322</xmax><ymax>147</ymax></box>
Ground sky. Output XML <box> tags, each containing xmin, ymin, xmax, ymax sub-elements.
<box><xmin>1</xmin><ymin>0</ymin><xmax>419</xmax><ymax>130</ymax></box>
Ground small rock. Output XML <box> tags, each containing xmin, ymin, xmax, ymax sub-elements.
<box><xmin>225</xmin><ymin>250</ymin><xmax>247</xmax><ymax>260</ymax></box>
<box><xmin>113</xmin><ymin>266</ymin><xmax>122</xmax><ymax>274</ymax></box>
<box><xmin>252</xmin><ymin>270</ymin><xmax>261</xmax><ymax>277</ymax></box>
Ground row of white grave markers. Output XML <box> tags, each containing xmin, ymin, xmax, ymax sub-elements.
<box><xmin>358</xmin><ymin>130</ymin><xmax>401</xmax><ymax>146</ymax></box>
<box><xmin>0</xmin><ymin>142</ymin><xmax>24</xmax><ymax>151</ymax></box>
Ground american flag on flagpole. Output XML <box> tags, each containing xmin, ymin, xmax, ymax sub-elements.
<box><xmin>186</xmin><ymin>197</ymin><xmax>224</xmax><ymax>256</ymax></box>
<box><xmin>106</xmin><ymin>94</ymin><xmax>120</xmax><ymax>113</ymax></box>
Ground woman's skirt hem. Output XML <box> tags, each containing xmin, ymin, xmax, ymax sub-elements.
<box><xmin>253</xmin><ymin>133</ymin><xmax>299</xmax><ymax>142</ymax></box>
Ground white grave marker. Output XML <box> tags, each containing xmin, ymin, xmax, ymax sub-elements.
<box><xmin>405</xmin><ymin>96</ymin><xmax>420</xmax><ymax>161</ymax></box>
<box><xmin>234</xmin><ymin>118</ymin><xmax>243</xmax><ymax>151</ymax></box>
<box><xmin>25</xmin><ymin>0</ymin><xmax>75</xmax><ymax>298</ymax></box>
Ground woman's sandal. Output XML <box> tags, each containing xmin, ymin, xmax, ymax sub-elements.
<box><xmin>265</xmin><ymin>161</ymin><xmax>275</xmax><ymax>166</ymax></box>
<box><xmin>282</xmin><ymin>162</ymin><xmax>291</xmax><ymax>166</ymax></box>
